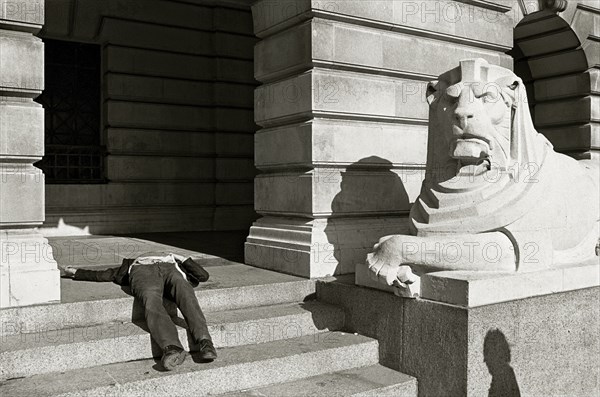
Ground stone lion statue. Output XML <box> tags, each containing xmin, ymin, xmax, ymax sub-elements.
<box><xmin>366</xmin><ymin>58</ymin><xmax>599</xmax><ymax>291</ymax></box>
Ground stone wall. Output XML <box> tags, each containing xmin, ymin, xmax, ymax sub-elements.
<box><xmin>40</xmin><ymin>0</ymin><xmax>257</xmax><ymax>234</ymax></box>
<box><xmin>246</xmin><ymin>0</ymin><xmax>521</xmax><ymax>277</ymax></box>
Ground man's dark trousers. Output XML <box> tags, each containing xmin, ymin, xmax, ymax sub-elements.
<box><xmin>129</xmin><ymin>262</ymin><xmax>211</xmax><ymax>350</ymax></box>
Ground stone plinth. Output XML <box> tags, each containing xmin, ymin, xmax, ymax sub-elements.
<box><xmin>356</xmin><ymin>261</ymin><xmax>600</xmax><ymax>307</ymax></box>
<box><xmin>247</xmin><ymin>0</ymin><xmax>517</xmax><ymax>278</ymax></box>
<box><xmin>0</xmin><ymin>1</ymin><xmax>60</xmax><ymax>308</ymax></box>
<box><xmin>420</xmin><ymin>261</ymin><xmax>600</xmax><ymax>307</ymax></box>
<box><xmin>318</xmin><ymin>278</ymin><xmax>600</xmax><ymax>397</ymax></box>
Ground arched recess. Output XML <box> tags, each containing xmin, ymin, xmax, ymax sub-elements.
<box><xmin>513</xmin><ymin>0</ymin><xmax>599</xmax><ymax>160</ymax></box>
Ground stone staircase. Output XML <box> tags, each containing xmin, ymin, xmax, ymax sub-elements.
<box><xmin>0</xmin><ymin>265</ymin><xmax>416</xmax><ymax>396</ymax></box>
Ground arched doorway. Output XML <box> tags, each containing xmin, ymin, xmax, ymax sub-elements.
<box><xmin>513</xmin><ymin>2</ymin><xmax>599</xmax><ymax>160</ymax></box>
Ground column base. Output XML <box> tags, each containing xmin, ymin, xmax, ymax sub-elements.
<box><xmin>0</xmin><ymin>230</ymin><xmax>60</xmax><ymax>308</ymax></box>
<box><xmin>245</xmin><ymin>216</ymin><xmax>409</xmax><ymax>278</ymax></box>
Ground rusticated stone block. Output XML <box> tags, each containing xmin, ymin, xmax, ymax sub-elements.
<box><xmin>255</xmin><ymin>18</ymin><xmax>512</xmax><ymax>82</ymax></box>
<box><xmin>216</xmin><ymin>182</ymin><xmax>253</xmax><ymax>205</ymax></box>
<box><xmin>0</xmin><ymin>230</ymin><xmax>60</xmax><ymax>308</ymax></box>
<box><xmin>106</xmin><ymin>155</ymin><xmax>215</xmax><ymax>181</ymax></box>
<box><xmin>252</xmin><ymin>0</ymin><xmax>514</xmax><ymax>49</ymax></box>
<box><xmin>534</xmin><ymin>69</ymin><xmax>599</xmax><ymax>101</ymax></box>
<box><xmin>216</xmin><ymin>58</ymin><xmax>255</xmax><ymax>84</ymax></box>
<box><xmin>215</xmin><ymin>32</ymin><xmax>256</xmax><ymax>59</ymax></box>
<box><xmin>215</xmin><ymin>108</ymin><xmax>255</xmax><ymax>132</ymax></box>
<box><xmin>215</xmin><ymin>132</ymin><xmax>254</xmax><ymax>157</ymax></box>
<box><xmin>535</xmin><ymin>96</ymin><xmax>599</xmax><ymax>127</ymax></box>
<box><xmin>105</xmin><ymin>45</ymin><xmax>215</xmax><ymax>81</ymax></box>
<box><xmin>246</xmin><ymin>216</ymin><xmax>410</xmax><ymax>277</ymax></box>
<box><xmin>106</xmin><ymin>129</ymin><xmax>215</xmax><ymax>156</ymax></box>
<box><xmin>214</xmin><ymin>6</ymin><xmax>253</xmax><ymax>35</ymax></box>
<box><xmin>254</xmin><ymin>20</ymin><xmax>313</xmax><ymax>82</ymax></box>
<box><xmin>214</xmin><ymin>205</ymin><xmax>256</xmax><ymax>231</ymax></box>
<box><xmin>254</xmin><ymin>167</ymin><xmax>422</xmax><ymax>217</ymax></box>
<box><xmin>528</xmin><ymin>49</ymin><xmax>588</xmax><ymax>80</ymax></box>
<box><xmin>0</xmin><ymin>266</ymin><xmax>60</xmax><ymax>307</ymax></box>
<box><xmin>45</xmin><ymin>182</ymin><xmax>216</xmax><ymax>209</ymax></box>
<box><xmin>255</xmin><ymin>119</ymin><xmax>427</xmax><ymax>169</ymax></box>
<box><xmin>517</xmin><ymin>28</ymin><xmax>580</xmax><ymax>58</ymax></box>
<box><xmin>0</xmin><ymin>165</ymin><xmax>44</xmax><ymax>225</ymax></box>
<box><xmin>216</xmin><ymin>158</ymin><xmax>256</xmax><ymax>181</ymax></box>
<box><xmin>44</xmin><ymin>206</ymin><xmax>215</xmax><ymax>235</ymax></box>
<box><xmin>0</xmin><ymin>30</ymin><xmax>43</xmax><ymax>95</ymax></box>
<box><xmin>106</xmin><ymin>101</ymin><xmax>212</xmax><ymax>131</ymax></box>
<box><xmin>0</xmin><ymin>100</ymin><xmax>43</xmax><ymax>158</ymax></box>
<box><xmin>0</xmin><ymin>0</ymin><xmax>44</xmax><ymax>27</ymax></box>
<box><xmin>105</xmin><ymin>73</ymin><xmax>214</xmax><ymax>106</ymax></box>
<box><xmin>214</xmin><ymin>82</ymin><xmax>255</xmax><ymax>107</ymax></box>
<box><xmin>99</xmin><ymin>18</ymin><xmax>213</xmax><ymax>56</ymax></box>
<box><xmin>255</xmin><ymin>69</ymin><xmax>429</xmax><ymax>127</ymax></box>
<box><xmin>542</xmin><ymin>123</ymin><xmax>600</xmax><ymax>151</ymax></box>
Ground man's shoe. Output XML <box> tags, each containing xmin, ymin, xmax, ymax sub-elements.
<box><xmin>161</xmin><ymin>345</ymin><xmax>186</xmax><ymax>371</ymax></box>
<box><xmin>198</xmin><ymin>339</ymin><xmax>217</xmax><ymax>361</ymax></box>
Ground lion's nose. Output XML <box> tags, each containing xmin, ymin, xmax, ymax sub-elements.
<box><xmin>454</xmin><ymin>109</ymin><xmax>474</xmax><ymax>128</ymax></box>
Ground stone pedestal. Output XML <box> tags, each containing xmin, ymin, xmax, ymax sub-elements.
<box><xmin>318</xmin><ymin>276</ymin><xmax>600</xmax><ymax>397</ymax></box>
<box><xmin>246</xmin><ymin>0</ymin><xmax>516</xmax><ymax>277</ymax></box>
<box><xmin>0</xmin><ymin>0</ymin><xmax>60</xmax><ymax>308</ymax></box>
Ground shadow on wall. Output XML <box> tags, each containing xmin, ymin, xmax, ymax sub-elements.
<box><xmin>484</xmin><ymin>329</ymin><xmax>521</xmax><ymax>397</ymax></box>
<box><xmin>324</xmin><ymin>156</ymin><xmax>409</xmax><ymax>274</ymax></box>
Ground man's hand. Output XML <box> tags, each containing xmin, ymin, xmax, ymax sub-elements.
<box><xmin>59</xmin><ymin>266</ymin><xmax>77</xmax><ymax>278</ymax></box>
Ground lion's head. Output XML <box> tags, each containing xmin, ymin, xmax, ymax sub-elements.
<box><xmin>424</xmin><ymin>59</ymin><xmax>546</xmax><ymax>180</ymax></box>
<box><xmin>410</xmin><ymin>58</ymin><xmax>554</xmax><ymax>235</ymax></box>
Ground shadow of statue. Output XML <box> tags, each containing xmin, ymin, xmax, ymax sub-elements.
<box><xmin>484</xmin><ymin>329</ymin><xmax>521</xmax><ymax>397</ymax></box>
<box><xmin>323</xmin><ymin>156</ymin><xmax>409</xmax><ymax>274</ymax></box>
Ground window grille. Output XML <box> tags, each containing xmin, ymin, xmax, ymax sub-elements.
<box><xmin>35</xmin><ymin>39</ymin><xmax>105</xmax><ymax>183</ymax></box>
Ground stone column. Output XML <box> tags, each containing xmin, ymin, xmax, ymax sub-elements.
<box><xmin>246</xmin><ymin>0</ymin><xmax>515</xmax><ymax>278</ymax></box>
<box><xmin>0</xmin><ymin>0</ymin><xmax>60</xmax><ymax>307</ymax></box>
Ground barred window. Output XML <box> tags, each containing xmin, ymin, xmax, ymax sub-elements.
<box><xmin>35</xmin><ymin>39</ymin><xmax>105</xmax><ymax>183</ymax></box>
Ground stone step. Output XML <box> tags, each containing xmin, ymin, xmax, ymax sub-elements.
<box><xmin>222</xmin><ymin>364</ymin><xmax>418</xmax><ymax>397</ymax></box>
<box><xmin>0</xmin><ymin>332</ymin><xmax>380</xmax><ymax>397</ymax></box>
<box><xmin>0</xmin><ymin>301</ymin><xmax>343</xmax><ymax>380</ymax></box>
<box><xmin>0</xmin><ymin>264</ymin><xmax>318</xmax><ymax>337</ymax></box>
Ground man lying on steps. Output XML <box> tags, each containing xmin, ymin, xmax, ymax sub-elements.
<box><xmin>60</xmin><ymin>252</ymin><xmax>217</xmax><ymax>371</ymax></box>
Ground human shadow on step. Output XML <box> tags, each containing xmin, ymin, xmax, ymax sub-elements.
<box><xmin>298</xmin><ymin>297</ymin><xmax>350</xmax><ymax>344</ymax></box>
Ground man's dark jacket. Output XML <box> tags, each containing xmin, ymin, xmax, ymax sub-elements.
<box><xmin>73</xmin><ymin>257</ymin><xmax>210</xmax><ymax>287</ymax></box>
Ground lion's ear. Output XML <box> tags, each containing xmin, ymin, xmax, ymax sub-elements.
<box><xmin>496</xmin><ymin>77</ymin><xmax>522</xmax><ymax>107</ymax></box>
<box><xmin>497</xmin><ymin>76</ymin><xmax>521</xmax><ymax>91</ymax></box>
<box><xmin>508</xmin><ymin>80</ymin><xmax>519</xmax><ymax>91</ymax></box>
<box><xmin>426</xmin><ymin>81</ymin><xmax>439</xmax><ymax>105</ymax></box>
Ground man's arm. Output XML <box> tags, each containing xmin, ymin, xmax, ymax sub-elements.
<box><xmin>61</xmin><ymin>266</ymin><xmax>121</xmax><ymax>282</ymax></box>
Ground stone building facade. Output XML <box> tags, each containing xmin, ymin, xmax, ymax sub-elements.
<box><xmin>0</xmin><ymin>0</ymin><xmax>598</xmax><ymax>307</ymax></box>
